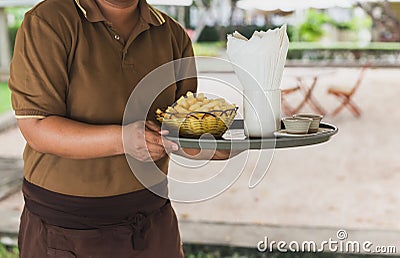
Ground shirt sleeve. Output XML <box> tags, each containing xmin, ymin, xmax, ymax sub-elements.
<box><xmin>174</xmin><ymin>33</ymin><xmax>198</xmax><ymax>100</ymax></box>
<box><xmin>8</xmin><ymin>13</ymin><xmax>69</xmax><ymax>119</ymax></box>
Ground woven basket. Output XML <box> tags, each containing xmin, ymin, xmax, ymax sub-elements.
<box><xmin>156</xmin><ymin>107</ymin><xmax>238</xmax><ymax>138</ymax></box>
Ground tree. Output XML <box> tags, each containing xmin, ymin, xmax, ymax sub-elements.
<box><xmin>192</xmin><ymin>0</ymin><xmax>212</xmax><ymax>42</ymax></box>
<box><xmin>192</xmin><ymin>0</ymin><xmax>223</xmax><ymax>42</ymax></box>
<box><xmin>229</xmin><ymin>0</ymin><xmax>239</xmax><ymax>26</ymax></box>
<box><xmin>357</xmin><ymin>0</ymin><xmax>400</xmax><ymax>42</ymax></box>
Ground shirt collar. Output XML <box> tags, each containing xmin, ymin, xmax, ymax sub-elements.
<box><xmin>74</xmin><ymin>0</ymin><xmax>165</xmax><ymax>26</ymax></box>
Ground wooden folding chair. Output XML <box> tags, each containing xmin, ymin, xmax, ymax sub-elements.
<box><xmin>327</xmin><ymin>63</ymin><xmax>371</xmax><ymax>117</ymax></box>
<box><xmin>281</xmin><ymin>85</ymin><xmax>301</xmax><ymax>116</ymax></box>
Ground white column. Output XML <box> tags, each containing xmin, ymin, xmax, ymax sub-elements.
<box><xmin>0</xmin><ymin>8</ymin><xmax>11</xmax><ymax>72</ymax></box>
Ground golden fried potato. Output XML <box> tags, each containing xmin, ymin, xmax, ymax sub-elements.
<box><xmin>187</xmin><ymin>98</ymin><xmax>196</xmax><ymax>106</ymax></box>
<box><xmin>174</xmin><ymin>105</ymin><xmax>189</xmax><ymax>113</ymax></box>
<box><xmin>188</xmin><ymin>103</ymin><xmax>202</xmax><ymax>112</ymax></box>
<box><xmin>176</xmin><ymin>96</ymin><xmax>189</xmax><ymax>109</ymax></box>
<box><xmin>186</xmin><ymin>91</ymin><xmax>194</xmax><ymax>98</ymax></box>
<box><xmin>197</xmin><ymin>93</ymin><xmax>205</xmax><ymax>101</ymax></box>
<box><xmin>160</xmin><ymin>91</ymin><xmax>236</xmax><ymax>117</ymax></box>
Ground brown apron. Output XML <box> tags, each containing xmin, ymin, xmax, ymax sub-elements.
<box><xmin>19</xmin><ymin>179</ymin><xmax>184</xmax><ymax>258</ymax></box>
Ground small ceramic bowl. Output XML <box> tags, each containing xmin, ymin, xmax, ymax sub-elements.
<box><xmin>293</xmin><ymin>113</ymin><xmax>323</xmax><ymax>133</ymax></box>
<box><xmin>282</xmin><ymin>117</ymin><xmax>312</xmax><ymax>134</ymax></box>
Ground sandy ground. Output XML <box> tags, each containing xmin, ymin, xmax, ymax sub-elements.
<box><xmin>0</xmin><ymin>129</ymin><xmax>24</xmax><ymax>158</ymax></box>
<box><xmin>1</xmin><ymin>67</ymin><xmax>399</xmax><ymax>250</ymax></box>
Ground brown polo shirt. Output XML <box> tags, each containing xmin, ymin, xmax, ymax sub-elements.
<box><xmin>8</xmin><ymin>0</ymin><xmax>197</xmax><ymax>197</ymax></box>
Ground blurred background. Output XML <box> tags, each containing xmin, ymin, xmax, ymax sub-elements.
<box><xmin>0</xmin><ymin>0</ymin><xmax>400</xmax><ymax>257</ymax></box>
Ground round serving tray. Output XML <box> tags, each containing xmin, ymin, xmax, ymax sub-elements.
<box><xmin>166</xmin><ymin>120</ymin><xmax>338</xmax><ymax>150</ymax></box>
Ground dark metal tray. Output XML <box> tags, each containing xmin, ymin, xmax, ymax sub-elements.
<box><xmin>166</xmin><ymin>120</ymin><xmax>338</xmax><ymax>150</ymax></box>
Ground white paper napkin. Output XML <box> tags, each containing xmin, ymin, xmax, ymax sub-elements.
<box><xmin>227</xmin><ymin>25</ymin><xmax>289</xmax><ymax>91</ymax></box>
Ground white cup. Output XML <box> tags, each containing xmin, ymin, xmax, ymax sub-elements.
<box><xmin>243</xmin><ymin>89</ymin><xmax>281</xmax><ymax>138</ymax></box>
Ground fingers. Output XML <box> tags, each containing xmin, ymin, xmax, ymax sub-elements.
<box><xmin>139</xmin><ymin>141</ymin><xmax>177</xmax><ymax>162</ymax></box>
<box><xmin>132</xmin><ymin>142</ymin><xmax>165</xmax><ymax>162</ymax></box>
<box><xmin>145</xmin><ymin>121</ymin><xmax>169</xmax><ymax>136</ymax></box>
<box><xmin>145</xmin><ymin>120</ymin><xmax>160</xmax><ymax>132</ymax></box>
<box><xmin>163</xmin><ymin>139</ymin><xmax>179</xmax><ymax>152</ymax></box>
<box><xmin>145</xmin><ymin>130</ymin><xmax>179</xmax><ymax>152</ymax></box>
<box><xmin>145</xmin><ymin>142</ymin><xmax>165</xmax><ymax>155</ymax></box>
<box><xmin>145</xmin><ymin>130</ymin><xmax>163</xmax><ymax>145</ymax></box>
<box><xmin>125</xmin><ymin>121</ymin><xmax>179</xmax><ymax>162</ymax></box>
<box><xmin>145</xmin><ymin>142</ymin><xmax>167</xmax><ymax>162</ymax></box>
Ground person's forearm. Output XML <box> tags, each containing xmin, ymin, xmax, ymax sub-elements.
<box><xmin>173</xmin><ymin>148</ymin><xmax>234</xmax><ymax>160</ymax></box>
<box><xmin>18</xmin><ymin>116</ymin><xmax>124</xmax><ymax>159</ymax></box>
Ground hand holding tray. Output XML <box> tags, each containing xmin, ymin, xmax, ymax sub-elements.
<box><xmin>165</xmin><ymin>120</ymin><xmax>338</xmax><ymax>150</ymax></box>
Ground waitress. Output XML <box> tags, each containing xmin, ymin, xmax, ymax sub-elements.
<box><xmin>8</xmin><ymin>0</ymin><xmax>204</xmax><ymax>257</ymax></box>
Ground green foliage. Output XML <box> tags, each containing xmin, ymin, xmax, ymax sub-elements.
<box><xmin>0</xmin><ymin>82</ymin><xmax>12</xmax><ymax>115</ymax></box>
<box><xmin>8</xmin><ymin>26</ymin><xmax>19</xmax><ymax>57</ymax></box>
<box><xmin>297</xmin><ymin>8</ymin><xmax>373</xmax><ymax>42</ymax></box>
<box><xmin>286</xmin><ymin>25</ymin><xmax>296</xmax><ymax>42</ymax></box>
<box><xmin>333</xmin><ymin>21</ymin><xmax>352</xmax><ymax>31</ymax></box>
<box><xmin>193</xmin><ymin>41</ymin><xmax>400</xmax><ymax>59</ymax></box>
<box><xmin>223</xmin><ymin>25</ymin><xmax>272</xmax><ymax>39</ymax></box>
<box><xmin>331</xmin><ymin>16</ymin><xmax>372</xmax><ymax>31</ymax></box>
<box><xmin>0</xmin><ymin>244</ymin><xmax>18</xmax><ymax>258</ymax></box>
<box><xmin>289</xmin><ymin>42</ymin><xmax>400</xmax><ymax>50</ymax></box>
<box><xmin>5</xmin><ymin>7</ymin><xmax>29</xmax><ymax>57</ymax></box>
<box><xmin>5</xmin><ymin>7</ymin><xmax>29</xmax><ymax>27</ymax></box>
<box><xmin>299</xmin><ymin>9</ymin><xmax>333</xmax><ymax>42</ymax></box>
<box><xmin>197</xmin><ymin>25</ymin><xmax>273</xmax><ymax>42</ymax></box>
<box><xmin>287</xmin><ymin>41</ymin><xmax>400</xmax><ymax>60</ymax></box>
<box><xmin>198</xmin><ymin>26</ymin><xmax>221</xmax><ymax>42</ymax></box>
<box><xmin>348</xmin><ymin>16</ymin><xmax>372</xmax><ymax>31</ymax></box>
<box><xmin>193</xmin><ymin>41</ymin><xmax>225</xmax><ymax>56</ymax></box>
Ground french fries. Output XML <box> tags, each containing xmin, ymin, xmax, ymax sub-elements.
<box><xmin>155</xmin><ymin>91</ymin><xmax>239</xmax><ymax>137</ymax></box>
<box><xmin>157</xmin><ymin>91</ymin><xmax>236</xmax><ymax>117</ymax></box>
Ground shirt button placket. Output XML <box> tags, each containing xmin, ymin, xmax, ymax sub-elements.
<box><xmin>114</xmin><ymin>34</ymin><xmax>120</xmax><ymax>41</ymax></box>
